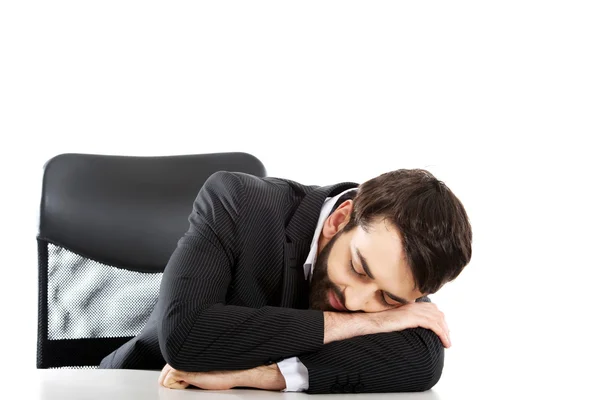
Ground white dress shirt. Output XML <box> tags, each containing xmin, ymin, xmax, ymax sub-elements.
<box><xmin>277</xmin><ymin>187</ymin><xmax>357</xmax><ymax>392</ymax></box>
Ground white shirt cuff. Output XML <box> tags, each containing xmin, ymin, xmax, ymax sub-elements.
<box><xmin>277</xmin><ymin>357</ymin><xmax>309</xmax><ymax>392</ymax></box>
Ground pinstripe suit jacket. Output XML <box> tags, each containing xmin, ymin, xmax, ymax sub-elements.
<box><xmin>98</xmin><ymin>171</ymin><xmax>444</xmax><ymax>394</ymax></box>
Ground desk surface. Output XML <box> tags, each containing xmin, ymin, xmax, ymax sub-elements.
<box><xmin>34</xmin><ymin>369</ymin><xmax>443</xmax><ymax>399</ymax></box>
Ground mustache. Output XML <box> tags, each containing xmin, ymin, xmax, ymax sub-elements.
<box><xmin>330</xmin><ymin>284</ymin><xmax>345</xmax><ymax>308</ymax></box>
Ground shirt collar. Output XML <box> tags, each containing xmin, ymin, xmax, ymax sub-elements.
<box><xmin>303</xmin><ymin>187</ymin><xmax>357</xmax><ymax>281</ymax></box>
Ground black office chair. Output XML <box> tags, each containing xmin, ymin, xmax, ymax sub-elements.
<box><xmin>36</xmin><ymin>152</ymin><xmax>267</xmax><ymax>368</ymax></box>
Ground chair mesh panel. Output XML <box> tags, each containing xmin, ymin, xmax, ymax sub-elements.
<box><xmin>47</xmin><ymin>243</ymin><xmax>162</xmax><ymax>340</ymax></box>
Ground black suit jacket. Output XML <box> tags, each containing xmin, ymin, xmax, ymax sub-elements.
<box><xmin>98</xmin><ymin>171</ymin><xmax>444</xmax><ymax>394</ymax></box>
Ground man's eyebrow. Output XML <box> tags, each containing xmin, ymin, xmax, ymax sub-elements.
<box><xmin>355</xmin><ymin>247</ymin><xmax>374</xmax><ymax>279</ymax></box>
<box><xmin>355</xmin><ymin>246</ymin><xmax>409</xmax><ymax>305</ymax></box>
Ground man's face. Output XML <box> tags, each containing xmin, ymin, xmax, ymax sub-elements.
<box><xmin>309</xmin><ymin>211</ymin><xmax>425</xmax><ymax>313</ymax></box>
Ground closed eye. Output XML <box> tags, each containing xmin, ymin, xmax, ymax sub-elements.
<box><xmin>349</xmin><ymin>260</ymin><xmax>395</xmax><ymax>307</ymax></box>
<box><xmin>349</xmin><ymin>260</ymin><xmax>366</xmax><ymax>276</ymax></box>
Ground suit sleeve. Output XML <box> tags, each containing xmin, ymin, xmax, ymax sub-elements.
<box><xmin>156</xmin><ymin>171</ymin><xmax>324</xmax><ymax>372</ymax></box>
<box><xmin>297</xmin><ymin>296</ymin><xmax>444</xmax><ymax>394</ymax></box>
<box><xmin>297</xmin><ymin>327</ymin><xmax>444</xmax><ymax>394</ymax></box>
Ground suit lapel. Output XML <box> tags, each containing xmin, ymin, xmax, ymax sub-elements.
<box><xmin>279</xmin><ymin>239</ymin><xmax>312</xmax><ymax>308</ymax></box>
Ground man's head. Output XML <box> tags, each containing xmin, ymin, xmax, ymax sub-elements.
<box><xmin>308</xmin><ymin>168</ymin><xmax>472</xmax><ymax>313</ymax></box>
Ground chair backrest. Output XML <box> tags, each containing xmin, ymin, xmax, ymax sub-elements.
<box><xmin>36</xmin><ymin>152</ymin><xmax>267</xmax><ymax>368</ymax></box>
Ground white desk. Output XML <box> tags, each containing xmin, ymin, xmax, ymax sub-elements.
<box><xmin>34</xmin><ymin>369</ymin><xmax>443</xmax><ymax>399</ymax></box>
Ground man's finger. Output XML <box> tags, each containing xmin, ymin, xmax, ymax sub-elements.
<box><xmin>438</xmin><ymin>323</ymin><xmax>451</xmax><ymax>348</ymax></box>
<box><xmin>164</xmin><ymin>370</ymin><xmax>190</xmax><ymax>389</ymax></box>
<box><xmin>158</xmin><ymin>364</ymin><xmax>170</xmax><ymax>385</ymax></box>
<box><xmin>432</xmin><ymin>322</ymin><xmax>450</xmax><ymax>348</ymax></box>
<box><xmin>442</xmin><ymin>321</ymin><xmax>451</xmax><ymax>345</ymax></box>
<box><xmin>438</xmin><ymin>314</ymin><xmax>450</xmax><ymax>341</ymax></box>
<box><xmin>165</xmin><ymin>375</ymin><xmax>189</xmax><ymax>390</ymax></box>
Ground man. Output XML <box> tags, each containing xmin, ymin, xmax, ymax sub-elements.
<box><xmin>99</xmin><ymin>168</ymin><xmax>472</xmax><ymax>394</ymax></box>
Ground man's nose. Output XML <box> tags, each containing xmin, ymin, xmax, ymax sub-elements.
<box><xmin>343</xmin><ymin>284</ymin><xmax>377</xmax><ymax>312</ymax></box>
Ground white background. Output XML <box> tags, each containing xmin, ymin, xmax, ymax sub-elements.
<box><xmin>1</xmin><ymin>1</ymin><xmax>598</xmax><ymax>399</ymax></box>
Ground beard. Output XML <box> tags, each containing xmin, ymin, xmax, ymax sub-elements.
<box><xmin>308</xmin><ymin>231</ymin><xmax>345</xmax><ymax>311</ymax></box>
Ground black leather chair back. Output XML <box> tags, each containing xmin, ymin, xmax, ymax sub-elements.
<box><xmin>36</xmin><ymin>152</ymin><xmax>266</xmax><ymax>368</ymax></box>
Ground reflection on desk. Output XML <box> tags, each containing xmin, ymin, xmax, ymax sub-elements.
<box><xmin>35</xmin><ymin>369</ymin><xmax>443</xmax><ymax>399</ymax></box>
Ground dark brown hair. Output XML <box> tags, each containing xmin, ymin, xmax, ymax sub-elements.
<box><xmin>342</xmin><ymin>169</ymin><xmax>472</xmax><ymax>295</ymax></box>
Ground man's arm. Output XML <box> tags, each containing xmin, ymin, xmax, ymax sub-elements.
<box><xmin>298</xmin><ymin>327</ymin><xmax>444</xmax><ymax>394</ymax></box>
<box><xmin>157</xmin><ymin>171</ymin><xmax>331</xmax><ymax>372</ymax></box>
<box><xmin>162</xmin><ymin>327</ymin><xmax>443</xmax><ymax>393</ymax></box>
<box><xmin>278</xmin><ymin>299</ymin><xmax>448</xmax><ymax>393</ymax></box>
<box><xmin>305</xmin><ymin>297</ymin><xmax>447</xmax><ymax>393</ymax></box>
<box><xmin>276</xmin><ymin>311</ymin><xmax>386</xmax><ymax>392</ymax></box>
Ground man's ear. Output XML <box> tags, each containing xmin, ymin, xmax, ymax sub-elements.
<box><xmin>321</xmin><ymin>200</ymin><xmax>353</xmax><ymax>239</ymax></box>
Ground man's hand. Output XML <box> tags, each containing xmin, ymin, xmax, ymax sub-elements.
<box><xmin>159</xmin><ymin>363</ymin><xmax>242</xmax><ymax>390</ymax></box>
<box><xmin>324</xmin><ymin>301</ymin><xmax>451</xmax><ymax>348</ymax></box>
<box><xmin>371</xmin><ymin>302</ymin><xmax>451</xmax><ymax>348</ymax></box>
<box><xmin>159</xmin><ymin>363</ymin><xmax>286</xmax><ymax>391</ymax></box>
